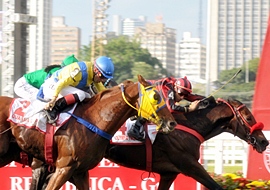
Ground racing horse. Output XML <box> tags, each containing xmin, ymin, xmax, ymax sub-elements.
<box><xmin>0</xmin><ymin>75</ymin><xmax>177</xmax><ymax>190</ymax></box>
<box><xmin>105</xmin><ymin>96</ymin><xmax>269</xmax><ymax>190</ymax></box>
<box><xmin>2</xmin><ymin>97</ymin><xmax>268</xmax><ymax>190</ymax></box>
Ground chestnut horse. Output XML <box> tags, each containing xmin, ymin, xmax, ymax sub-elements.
<box><xmin>104</xmin><ymin>97</ymin><xmax>269</xmax><ymax>190</ymax></box>
<box><xmin>0</xmin><ymin>75</ymin><xmax>177</xmax><ymax>190</ymax></box>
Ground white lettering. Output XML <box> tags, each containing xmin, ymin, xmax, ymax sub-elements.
<box><xmin>98</xmin><ymin>158</ymin><xmax>120</xmax><ymax>168</ymax></box>
<box><xmin>90</xmin><ymin>177</ymin><xmax>98</xmax><ymax>190</ymax></box>
<box><xmin>141</xmin><ymin>178</ymin><xmax>156</xmax><ymax>190</ymax></box>
<box><xmin>111</xmin><ymin>177</ymin><xmax>124</xmax><ymax>190</ymax></box>
<box><xmin>141</xmin><ymin>178</ymin><xmax>175</xmax><ymax>190</ymax></box>
<box><xmin>98</xmin><ymin>177</ymin><xmax>111</xmax><ymax>190</ymax></box>
<box><xmin>10</xmin><ymin>177</ymin><xmax>31</xmax><ymax>190</ymax></box>
<box><xmin>62</xmin><ymin>181</ymin><xmax>76</xmax><ymax>190</ymax></box>
<box><xmin>10</xmin><ymin>177</ymin><xmax>23</xmax><ymax>190</ymax></box>
<box><xmin>5</xmin><ymin>161</ymin><xmax>18</xmax><ymax>167</ymax></box>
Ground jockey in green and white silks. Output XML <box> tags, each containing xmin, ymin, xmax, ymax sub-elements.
<box><xmin>41</xmin><ymin>56</ymin><xmax>115</xmax><ymax>123</ymax></box>
<box><xmin>14</xmin><ymin>54</ymin><xmax>78</xmax><ymax>101</ymax></box>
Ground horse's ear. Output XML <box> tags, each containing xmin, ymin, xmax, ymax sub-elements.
<box><xmin>138</xmin><ymin>75</ymin><xmax>149</xmax><ymax>86</ymax></box>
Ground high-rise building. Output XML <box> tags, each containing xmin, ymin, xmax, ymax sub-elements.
<box><xmin>122</xmin><ymin>16</ymin><xmax>147</xmax><ymax>36</ymax></box>
<box><xmin>135</xmin><ymin>23</ymin><xmax>176</xmax><ymax>76</ymax></box>
<box><xmin>51</xmin><ymin>16</ymin><xmax>80</xmax><ymax>65</ymax></box>
<box><xmin>207</xmin><ymin>0</ymin><xmax>270</xmax><ymax>83</ymax></box>
<box><xmin>28</xmin><ymin>0</ymin><xmax>52</xmax><ymax>71</ymax></box>
<box><xmin>2</xmin><ymin>0</ymin><xmax>38</xmax><ymax>96</ymax></box>
<box><xmin>112</xmin><ymin>15</ymin><xmax>122</xmax><ymax>36</ymax></box>
<box><xmin>0</xmin><ymin>11</ymin><xmax>3</xmax><ymax>65</ymax></box>
<box><xmin>176</xmin><ymin>32</ymin><xmax>206</xmax><ymax>83</ymax></box>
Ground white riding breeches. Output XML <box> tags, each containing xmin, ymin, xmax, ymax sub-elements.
<box><xmin>14</xmin><ymin>77</ymin><xmax>39</xmax><ymax>100</ymax></box>
<box><xmin>42</xmin><ymin>77</ymin><xmax>91</xmax><ymax>102</ymax></box>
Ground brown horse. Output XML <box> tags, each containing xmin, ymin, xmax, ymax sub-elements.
<box><xmin>104</xmin><ymin>97</ymin><xmax>269</xmax><ymax>190</ymax></box>
<box><xmin>1</xmin><ymin>97</ymin><xmax>268</xmax><ymax>190</ymax></box>
<box><xmin>0</xmin><ymin>75</ymin><xmax>177</xmax><ymax>190</ymax></box>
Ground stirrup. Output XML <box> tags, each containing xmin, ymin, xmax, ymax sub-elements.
<box><xmin>44</xmin><ymin>110</ymin><xmax>58</xmax><ymax>124</ymax></box>
<box><xmin>127</xmin><ymin>127</ymin><xmax>145</xmax><ymax>141</ymax></box>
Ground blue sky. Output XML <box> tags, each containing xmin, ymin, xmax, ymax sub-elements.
<box><xmin>53</xmin><ymin>0</ymin><xmax>207</xmax><ymax>46</ymax></box>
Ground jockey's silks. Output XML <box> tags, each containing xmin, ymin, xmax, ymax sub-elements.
<box><xmin>50</xmin><ymin>61</ymin><xmax>105</xmax><ymax>97</ymax></box>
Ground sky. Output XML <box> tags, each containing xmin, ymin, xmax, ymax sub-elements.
<box><xmin>53</xmin><ymin>0</ymin><xmax>208</xmax><ymax>46</ymax></box>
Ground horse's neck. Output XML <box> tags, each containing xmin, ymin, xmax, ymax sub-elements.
<box><xmin>81</xmin><ymin>82</ymin><xmax>139</xmax><ymax>135</ymax></box>
<box><xmin>199</xmin><ymin>104</ymin><xmax>234</xmax><ymax>141</ymax></box>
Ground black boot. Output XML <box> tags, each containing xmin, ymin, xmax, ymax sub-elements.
<box><xmin>127</xmin><ymin>117</ymin><xmax>146</xmax><ymax>141</ymax></box>
<box><xmin>45</xmin><ymin>94</ymin><xmax>79</xmax><ymax>124</ymax></box>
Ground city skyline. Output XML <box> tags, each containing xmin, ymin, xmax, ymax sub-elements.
<box><xmin>53</xmin><ymin>0</ymin><xmax>207</xmax><ymax>46</ymax></box>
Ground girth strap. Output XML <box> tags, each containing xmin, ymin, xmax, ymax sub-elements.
<box><xmin>144</xmin><ymin>124</ymin><xmax>153</xmax><ymax>172</ymax></box>
<box><xmin>45</xmin><ymin>123</ymin><xmax>55</xmax><ymax>170</ymax></box>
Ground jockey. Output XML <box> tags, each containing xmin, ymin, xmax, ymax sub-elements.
<box><xmin>14</xmin><ymin>54</ymin><xmax>78</xmax><ymax>101</ymax></box>
<box><xmin>128</xmin><ymin>76</ymin><xmax>205</xmax><ymax>141</ymax></box>
<box><xmin>42</xmin><ymin>56</ymin><xmax>115</xmax><ymax>123</ymax></box>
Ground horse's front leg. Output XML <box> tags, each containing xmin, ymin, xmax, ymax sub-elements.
<box><xmin>158</xmin><ymin>173</ymin><xmax>178</xmax><ymax>190</ymax></box>
<box><xmin>71</xmin><ymin>171</ymin><xmax>89</xmax><ymax>189</ymax></box>
<box><xmin>30</xmin><ymin>158</ymin><xmax>51</xmax><ymax>190</ymax></box>
<box><xmin>45</xmin><ymin>165</ymin><xmax>76</xmax><ymax>190</ymax></box>
<box><xmin>184</xmin><ymin>161</ymin><xmax>223</xmax><ymax>190</ymax></box>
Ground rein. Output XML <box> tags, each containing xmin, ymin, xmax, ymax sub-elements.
<box><xmin>0</xmin><ymin>126</ymin><xmax>14</xmax><ymax>135</ymax></box>
<box><xmin>175</xmin><ymin>124</ymin><xmax>204</xmax><ymax>143</ymax></box>
<box><xmin>120</xmin><ymin>83</ymin><xmax>165</xmax><ymax>130</ymax></box>
<box><xmin>217</xmin><ymin>98</ymin><xmax>264</xmax><ymax>135</ymax></box>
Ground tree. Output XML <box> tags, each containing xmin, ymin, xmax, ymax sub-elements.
<box><xmin>213</xmin><ymin>58</ymin><xmax>260</xmax><ymax>108</ymax></box>
<box><xmin>131</xmin><ymin>62</ymin><xmax>160</xmax><ymax>81</ymax></box>
<box><xmin>78</xmin><ymin>36</ymin><xmax>169</xmax><ymax>83</ymax></box>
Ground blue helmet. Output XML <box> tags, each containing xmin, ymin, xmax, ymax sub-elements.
<box><xmin>95</xmin><ymin>56</ymin><xmax>115</xmax><ymax>79</ymax></box>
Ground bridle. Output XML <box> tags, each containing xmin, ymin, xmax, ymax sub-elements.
<box><xmin>217</xmin><ymin>98</ymin><xmax>264</xmax><ymax>145</ymax></box>
<box><xmin>120</xmin><ymin>82</ymin><xmax>167</xmax><ymax>131</ymax></box>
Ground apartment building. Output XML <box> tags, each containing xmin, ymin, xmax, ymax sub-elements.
<box><xmin>176</xmin><ymin>32</ymin><xmax>206</xmax><ymax>83</ymax></box>
<box><xmin>135</xmin><ymin>23</ymin><xmax>176</xmax><ymax>76</ymax></box>
<box><xmin>122</xmin><ymin>16</ymin><xmax>147</xmax><ymax>36</ymax></box>
<box><xmin>207</xmin><ymin>0</ymin><xmax>270</xmax><ymax>82</ymax></box>
<box><xmin>51</xmin><ymin>16</ymin><xmax>80</xmax><ymax>65</ymax></box>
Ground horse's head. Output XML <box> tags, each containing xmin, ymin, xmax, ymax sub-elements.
<box><xmin>217</xmin><ymin>98</ymin><xmax>269</xmax><ymax>153</ymax></box>
<box><xmin>136</xmin><ymin>75</ymin><xmax>176</xmax><ymax>133</ymax></box>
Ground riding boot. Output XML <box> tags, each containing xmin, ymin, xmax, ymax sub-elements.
<box><xmin>45</xmin><ymin>94</ymin><xmax>80</xmax><ymax>124</ymax></box>
<box><xmin>127</xmin><ymin>117</ymin><xmax>146</xmax><ymax>141</ymax></box>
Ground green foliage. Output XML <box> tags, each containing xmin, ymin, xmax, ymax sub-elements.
<box><xmin>213</xmin><ymin>58</ymin><xmax>259</xmax><ymax>107</ymax></box>
<box><xmin>78</xmin><ymin>36</ymin><xmax>168</xmax><ymax>83</ymax></box>
<box><xmin>131</xmin><ymin>62</ymin><xmax>159</xmax><ymax>81</ymax></box>
<box><xmin>78</xmin><ymin>45</ymin><xmax>91</xmax><ymax>61</ymax></box>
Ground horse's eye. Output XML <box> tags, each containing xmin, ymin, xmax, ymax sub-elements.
<box><xmin>153</xmin><ymin>93</ymin><xmax>161</xmax><ymax>103</ymax></box>
<box><xmin>245</xmin><ymin>116</ymin><xmax>252</xmax><ymax>122</ymax></box>
<box><xmin>149</xmin><ymin>91</ymin><xmax>160</xmax><ymax>105</ymax></box>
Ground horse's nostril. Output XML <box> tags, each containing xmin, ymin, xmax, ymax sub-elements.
<box><xmin>170</xmin><ymin>121</ymin><xmax>177</xmax><ymax>127</ymax></box>
<box><xmin>263</xmin><ymin>140</ymin><xmax>269</xmax><ymax>147</ymax></box>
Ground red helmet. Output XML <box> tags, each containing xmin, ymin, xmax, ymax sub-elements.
<box><xmin>174</xmin><ymin>76</ymin><xmax>192</xmax><ymax>94</ymax></box>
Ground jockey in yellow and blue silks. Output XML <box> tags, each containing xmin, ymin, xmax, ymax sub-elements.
<box><xmin>41</xmin><ymin>56</ymin><xmax>115</xmax><ymax>123</ymax></box>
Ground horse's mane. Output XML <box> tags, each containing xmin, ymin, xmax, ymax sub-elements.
<box><xmin>83</xmin><ymin>80</ymin><xmax>135</xmax><ymax>104</ymax></box>
<box><xmin>175</xmin><ymin>96</ymin><xmax>241</xmax><ymax>137</ymax></box>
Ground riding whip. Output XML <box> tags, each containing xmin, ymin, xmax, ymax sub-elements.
<box><xmin>204</xmin><ymin>69</ymin><xmax>242</xmax><ymax>99</ymax></box>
